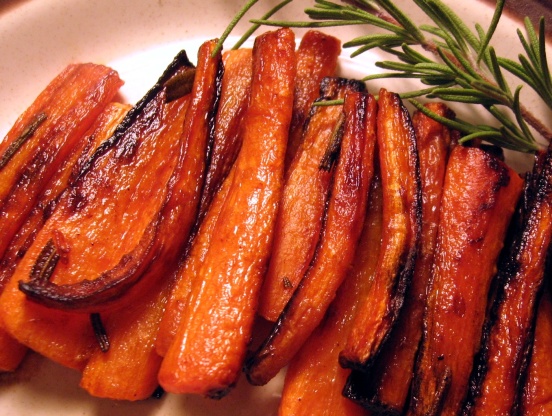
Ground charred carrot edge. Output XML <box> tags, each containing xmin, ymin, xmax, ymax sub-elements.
<box><xmin>343</xmin><ymin>103</ymin><xmax>454</xmax><ymax>414</ymax></box>
<box><xmin>155</xmin><ymin>48</ymin><xmax>253</xmax><ymax>357</ymax></box>
<box><xmin>0</xmin><ymin>63</ymin><xmax>123</xmax><ymax>261</ymax></box>
<box><xmin>279</xmin><ymin>172</ymin><xmax>383</xmax><ymax>416</ymax></box>
<box><xmin>79</xmin><ymin>40</ymin><xmax>222</xmax><ymax>400</ymax></box>
<box><xmin>158</xmin><ymin>27</ymin><xmax>296</xmax><ymax>398</ymax></box>
<box><xmin>339</xmin><ymin>88</ymin><xmax>421</xmax><ymax>371</ymax></box>
<box><xmin>258</xmin><ymin>77</ymin><xmax>365</xmax><ymax>323</ymax></box>
<box><xmin>245</xmin><ymin>90</ymin><xmax>377</xmax><ymax>387</ymax></box>
<box><xmin>284</xmin><ymin>30</ymin><xmax>341</xmax><ymax>172</ymax></box>
<box><xmin>0</xmin><ymin>55</ymin><xmax>195</xmax><ymax>370</ymax></box>
<box><xmin>17</xmin><ymin>54</ymin><xmax>197</xmax><ymax>312</ymax></box>
<box><xmin>197</xmin><ymin>48</ymin><xmax>252</xmax><ymax>225</ymax></box>
<box><xmin>463</xmin><ymin>144</ymin><xmax>552</xmax><ymax>415</ymax></box>
<box><xmin>521</xmin><ymin>283</ymin><xmax>552</xmax><ymax>414</ymax></box>
<box><xmin>408</xmin><ymin>146</ymin><xmax>524</xmax><ymax>416</ymax></box>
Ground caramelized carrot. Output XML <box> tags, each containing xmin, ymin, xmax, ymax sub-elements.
<box><xmin>279</xmin><ymin>173</ymin><xmax>383</xmax><ymax>416</ymax></box>
<box><xmin>158</xmin><ymin>28</ymin><xmax>296</xmax><ymax>398</ymax></box>
<box><xmin>339</xmin><ymin>88</ymin><xmax>420</xmax><ymax>371</ymax></box>
<box><xmin>463</xmin><ymin>144</ymin><xmax>552</xmax><ymax>415</ymax></box>
<box><xmin>0</xmin><ymin>103</ymin><xmax>129</xmax><ymax>372</ymax></box>
<box><xmin>407</xmin><ymin>146</ymin><xmax>524</xmax><ymax>416</ymax></box>
<box><xmin>245</xmin><ymin>90</ymin><xmax>377</xmax><ymax>386</ymax></box>
<box><xmin>79</xmin><ymin>40</ymin><xmax>221</xmax><ymax>400</ymax></box>
<box><xmin>0</xmin><ymin>53</ymin><xmax>194</xmax><ymax>370</ymax></box>
<box><xmin>343</xmin><ymin>103</ymin><xmax>454</xmax><ymax>414</ymax></box>
<box><xmin>521</xmin><ymin>285</ymin><xmax>552</xmax><ymax>415</ymax></box>
<box><xmin>0</xmin><ymin>63</ymin><xmax>123</xmax><ymax>263</ymax></box>
<box><xmin>285</xmin><ymin>30</ymin><xmax>341</xmax><ymax>171</ymax></box>
<box><xmin>197</xmin><ymin>48</ymin><xmax>252</xmax><ymax>223</ymax></box>
<box><xmin>155</xmin><ymin>48</ymin><xmax>253</xmax><ymax>357</ymax></box>
<box><xmin>258</xmin><ymin>77</ymin><xmax>365</xmax><ymax>323</ymax></box>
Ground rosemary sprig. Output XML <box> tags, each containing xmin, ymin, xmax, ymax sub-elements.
<box><xmin>218</xmin><ymin>0</ymin><xmax>552</xmax><ymax>153</ymax></box>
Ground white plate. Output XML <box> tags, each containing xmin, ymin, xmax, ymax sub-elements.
<box><xmin>0</xmin><ymin>1</ymin><xmax>549</xmax><ymax>415</ymax></box>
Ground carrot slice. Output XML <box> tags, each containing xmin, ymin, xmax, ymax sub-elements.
<box><xmin>157</xmin><ymin>27</ymin><xmax>296</xmax><ymax>398</ymax></box>
<box><xmin>155</xmin><ymin>48</ymin><xmax>253</xmax><ymax>357</ymax></box>
<box><xmin>463</xmin><ymin>144</ymin><xmax>552</xmax><ymax>415</ymax></box>
<box><xmin>279</xmin><ymin>173</ymin><xmax>383</xmax><ymax>416</ymax></box>
<box><xmin>285</xmin><ymin>30</ymin><xmax>341</xmax><ymax>171</ymax></box>
<box><xmin>0</xmin><ymin>53</ymin><xmax>194</xmax><ymax>370</ymax></box>
<box><xmin>343</xmin><ymin>103</ymin><xmax>454</xmax><ymax>413</ymax></box>
<box><xmin>79</xmin><ymin>40</ymin><xmax>221</xmax><ymax>400</ymax></box>
<box><xmin>258</xmin><ymin>77</ymin><xmax>365</xmax><ymax>323</ymax></box>
<box><xmin>245</xmin><ymin>90</ymin><xmax>377</xmax><ymax>386</ymax></box>
<box><xmin>407</xmin><ymin>145</ymin><xmax>523</xmax><ymax>416</ymax></box>
<box><xmin>0</xmin><ymin>63</ymin><xmax>123</xmax><ymax>264</ymax></box>
<box><xmin>197</xmin><ymin>48</ymin><xmax>252</xmax><ymax>224</ymax></box>
<box><xmin>339</xmin><ymin>88</ymin><xmax>420</xmax><ymax>371</ymax></box>
<box><xmin>521</xmin><ymin>285</ymin><xmax>552</xmax><ymax>415</ymax></box>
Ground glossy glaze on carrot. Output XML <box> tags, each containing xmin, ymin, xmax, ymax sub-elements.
<box><xmin>0</xmin><ymin>63</ymin><xmax>123</xmax><ymax>262</ymax></box>
<box><xmin>78</xmin><ymin>40</ymin><xmax>222</xmax><ymax>400</ymax></box>
<box><xmin>463</xmin><ymin>144</ymin><xmax>552</xmax><ymax>415</ymax></box>
<box><xmin>16</xmin><ymin>52</ymin><xmax>197</xmax><ymax>312</ymax></box>
<box><xmin>284</xmin><ymin>30</ymin><xmax>341</xmax><ymax>171</ymax></box>
<box><xmin>258</xmin><ymin>77</ymin><xmax>365</xmax><ymax>323</ymax></box>
<box><xmin>344</xmin><ymin>103</ymin><xmax>454</xmax><ymax>414</ymax></box>
<box><xmin>0</xmin><ymin>52</ymin><xmax>194</xmax><ymax>370</ymax></box>
<box><xmin>339</xmin><ymin>88</ymin><xmax>421</xmax><ymax>371</ymax></box>
<box><xmin>521</xmin><ymin>284</ymin><xmax>552</xmax><ymax>415</ymax></box>
<box><xmin>157</xmin><ymin>28</ymin><xmax>296</xmax><ymax>398</ymax></box>
<box><xmin>408</xmin><ymin>145</ymin><xmax>524</xmax><ymax>416</ymax></box>
<box><xmin>155</xmin><ymin>48</ymin><xmax>253</xmax><ymax>357</ymax></box>
<box><xmin>245</xmin><ymin>90</ymin><xmax>377</xmax><ymax>386</ymax></box>
<box><xmin>279</xmin><ymin>173</ymin><xmax>383</xmax><ymax>416</ymax></box>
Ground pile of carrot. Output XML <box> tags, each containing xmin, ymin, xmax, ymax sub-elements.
<box><xmin>0</xmin><ymin>26</ymin><xmax>551</xmax><ymax>415</ymax></box>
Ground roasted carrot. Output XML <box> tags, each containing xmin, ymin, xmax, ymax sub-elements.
<box><xmin>285</xmin><ymin>30</ymin><xmax>341</xmax><ymax>171</ymax></box>
<box><xmin>16</xmin><ymin>52</ymin><xmax>196</xmax><ymax>312</ymax></box>
<box><xmin>245</xmin><ymin>90</ymin><xmax>377</xmax><ymax>386</ymax></box>
<box><xmin>0</xmin><ymin>63</ymin><xmax>123</xmax><ymax>264</ymax></box>
<box><xmin>463</xmin><ymin>143</ymin><xmax>552</xmax><ymax>415</ymax></box>
<box><xmin>343</xmin><ymin>103</ymin><xmax>454</xmax><ymax>414</ymax></box>
<box><xmin>79</xmin><ymin>40</ymin><xmax>221</xmax><ymax>400</ymax></box>
<box><xmin>0</xmin><ymin>52</ymin><xmax>194</xmax><ymax>370</ymax></box>
<box><xmin>258</xmin><ymin>77</ymin><xmax>365</xmax><ymax>323</ymax></box>
<box><xmin>339</xmin><ymin>88</ymin><xmax>420</xmax><ymax>371</ymax></box>
<box><xmin>197</xmin><ymin>48</ymin><xmax>252</xmax><ymax>224</ymax></box>
<box><xmin>279</xmin><ymin>173</ymin><xmax>383</xmax><ymax>416</ymax></box>
<box><xmin>407</xmin><ymin>145</ymin><xmax>524</xmax><ymax>416</ymax></box>
<box><xmin>157</xmin><ymin>27</ymin><xmax>296</xmax><ymax>398</ymax></box>
<box><xmin>521</xmin><ymin>284</ymin><xmax>552</xmax><ymax>415</ymax></box>
<box><xmin>155</xmin><ymin>48</ymin><xmax>253</xmax><ymax>357</ymax></box>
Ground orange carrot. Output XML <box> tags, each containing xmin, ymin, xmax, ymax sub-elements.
<box><xmin>158</xmin><ymin>27</ymin><xmax>296</xmax><ymax>398</ymax></box>
<box><xmin>245</xmin><ymin>90</ymin><xmax>377</xmax><ymax>386</ymax></box>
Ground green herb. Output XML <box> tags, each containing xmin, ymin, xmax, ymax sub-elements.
<box><xmin>217</xmin><ymin>0</ymin><xmax>552</xmax><ymax>153</ymax></box>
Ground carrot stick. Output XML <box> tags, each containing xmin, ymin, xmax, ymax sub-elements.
<box><xmin>155</xmin><ymin>48</ymin><xmax>253</xmax><ymax>357</ymax></box>
<box><xmin>339</xmin><ymin>88</ymin><xmax>420</xmax><ymax>371</ymax></box>
<box><xmin>79</xmin><ymin>39</ymin><xmax>221</xmax><ymax>400</ymax></box>
<box><xmin>0</xmin><ymin>63</ymin><xmax>123</xmax><ymax>266</ymax></box>
<box><xmin>521</xmin><ymin>284</ymin><xmax>552</xmax><ymax>415</ymax></box>
<box><xmin>343</xmin><ymin>103</ymin><xmax>455</xmax><ymax>413</ymax></box>
<box><xmin>279</xmin><ymin>172</ymin><xmax>383</xmax><ymax>416</ymax></box>
<box><xmin>407</xmin><ymin>146</ymin><xmax>523</xmax><ymax>416</ymax></box>
<box><xmin>463</xmin><ymin>143</ymin><xmax>552</xmax><ymax>415</ymax></box>
<box><xmin>258</xmin><ymin>77</ymin><xmax>365</xmax><ymax>323</ymax></box>
<box><xmin>158</xmin><ymin>27</ymin><xmax>296</xmax><ymax>398</ymax></box>
<box><xmin>284</xmin><ymin>30</ymin><xmax>341</xmax><ymax>171</ymax></box>
<box><xmin>245</xmin><ymin>90</ymin><xmax>377</xmax><ymax>386</ymax></box>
